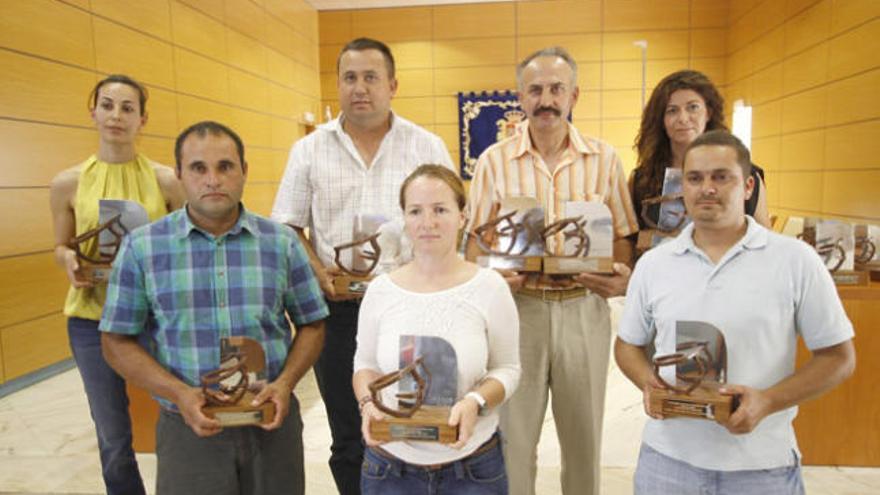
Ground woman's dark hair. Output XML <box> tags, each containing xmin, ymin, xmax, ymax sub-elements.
<box><xmin>88</xmin><ymin>74</ymin><xmax>149</xmax><ymax>115</ymax></box>
<box><xmin>633</xmin><ymin>70</ymin><xmax>726</xmax><ymax>197</ymax></box>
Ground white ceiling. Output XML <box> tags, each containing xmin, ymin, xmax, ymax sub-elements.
<box><xmin>307</xmin><ymin>0</ymin><xmax>509</xmax><ymax>10</ymax></box>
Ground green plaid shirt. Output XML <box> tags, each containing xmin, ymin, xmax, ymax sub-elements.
<box><xmin>100</xmin><ymin>206</ymin><xmax>328</xmax><ymax>410</ymax></box>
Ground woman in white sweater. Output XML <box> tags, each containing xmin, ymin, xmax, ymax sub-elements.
<box><xmin>353</xmin><ymin>164</ymin><xmax>521</xmax><ymax>494</ymax></box>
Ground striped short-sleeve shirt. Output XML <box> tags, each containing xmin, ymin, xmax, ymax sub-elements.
<box><xmin>466</xmin><ymin>120</ymin><xmax>639</xmax><ymax>247</ymax></box>
<box><xmin>99</xmin><ymin>206</ymin><xmax>329</xmax><ymax>411</ymax></box>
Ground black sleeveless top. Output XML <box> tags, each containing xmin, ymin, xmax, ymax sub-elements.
<box><xmin>631</xmin><ymin>163</ymin><xmax>765</xmax><ymax>231</ymax></box>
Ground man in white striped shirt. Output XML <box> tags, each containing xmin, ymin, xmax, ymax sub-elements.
<box><xmin>271</xmin><ymin>38</ymin><xmax>453</xmax><ymax>495</ymax></box>
<box><xmin>465</xmin><ymin>47</ymin><xmax>639</xmax><ymax>495</ymax></box>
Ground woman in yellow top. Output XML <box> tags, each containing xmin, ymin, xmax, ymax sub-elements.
<box><xmin>49</xmin><ymin>74</ymin><xmax>183</xmax><ymax>495</ymax></box>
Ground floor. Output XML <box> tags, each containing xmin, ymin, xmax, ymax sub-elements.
<box><xmin>1</xmin><ymin>301</ymin><xmax>877</xmax><ymax>494</ymax></box>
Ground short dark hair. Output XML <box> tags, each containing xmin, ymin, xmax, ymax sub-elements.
<box><xmin>336</xmin><ymin>37</ymin><xmax>396</xmax><ymax>79</ymax></box>
<box><xmin>684</xmin><ymin>130</ymin><xmax>752</xmax><ymax>178</ymax></box>
<box><xmin>174</xmin><ymin>121</ymin><xmax>245</xmax><ymax>171</ymax></box>
<box><xmin>89</xmin><ymin>74</ymin><xmax>149</xmax><ymax>115</ymax></box>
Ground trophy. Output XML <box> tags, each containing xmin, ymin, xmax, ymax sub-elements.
<box><xmin>473</xmin><ymin>197</ymin><xmax>544</xmax><ymax>272</ymax></box>
<box><xmin>67</xmin><ymin>199</ymin><xmax>150</xmax><ymax>282</ymax></box>
<box><xmin>649</xmin><ymin>321</ymin><xmax>738</xmax><ymax>423</ymax></box>
<box><xmin>542</xmin><ymin>201</ymin><xmax>614</xmax><ymax>274</ymax></box>
<box><xmin>854</xmin><ymin>224</ymin><xmax>880</xmax><ymax>281</ymax></box>
<box><xmin>800</xmin><ymin>219</ymin><xmax>867</xmax><ymax>286</ymax></box>
<box><xmin>369</xmin><ymin>336</ymin><xmax>459</xmax><ymax>443</ymax></box>
<box><xmin>201</xmin><ymin>336</ymin><xmax>275</xmax><ymax>427</ymax></box>
<box><xmin>333</xmin><ymin>214</ymin><xmax>389</xmax><ymax>296</ymax></box>
<box><xmin>637</xmin><ymin>168</ymin><xmax>688</xmax><ymax>253</ymax></box>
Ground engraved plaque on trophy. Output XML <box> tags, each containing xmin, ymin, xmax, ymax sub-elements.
<box><xmin>473</xmin><ymin>197</ymin><xmax>544</xmax><ymax>272</ymax></box>
<box><xmin>333</xmin><ymin>214</ymin><xmax>389</xmax><ymax>296</ymax></box>
<box><xmin>201</xmin><ymin>336</ymin><xmax>275</xmax><ymax>427</ymax></box>
<box><xmin>369</xmin><ymin>336</ymin><xmax>459</xmax><ymax>444</ymax></box>
<box><xmin>649</xmin><ymin>321</ymin><xmax>737</xmax><ymax>424</ymax></box>
<box><xmin>67</xmin><ymin>199</ymin><xmax>150</xmax><ymax>283</ymax></box>
<box><xmin>542</xmin><ymin>201</ymin><xmax>614</xmax><ymax>274</ymax></box>
<box><xmin>637</xmin><ymin>168</ymin><xmax>688</xmax><ymax>253</ymax></box>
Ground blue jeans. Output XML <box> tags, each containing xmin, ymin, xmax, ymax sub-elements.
<box><xmin>361</xmin><ymin>433</ymin><xmax>508</xmax><ymax>495</ymax></box>
<box><xmin>68</xmin><ymin>317</ymin><xmax>145</xmax><ymax>495</ymax></box>
<box><xmin>634</xmin><ymin>443</ymin><xmax>805</xmax><ymax>495</ymax></box>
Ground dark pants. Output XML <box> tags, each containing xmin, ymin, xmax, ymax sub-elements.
<box><xmin>67</xmin><ymin>317</ymin><xmax>145</xmax><ymax>495</ymax></box>
<box><xmin>361</xmin><ymin>433</ymin><xmax>508</xmax><ymax>495</ymax></box>
<box><xmin>156</xmin><ymin>397</ymin><xmax>305</xmax><ymax>495</ymax></box>
<box><xmin>314</xmin><ymin>299</ymin><xmax>363</xmax><ymax>495</ymax></box>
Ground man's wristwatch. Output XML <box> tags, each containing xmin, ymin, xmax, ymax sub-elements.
<box><xmin>465</xmin><ymin>391</ymin><xmax>489</xmax><ymax>416</ymax></box>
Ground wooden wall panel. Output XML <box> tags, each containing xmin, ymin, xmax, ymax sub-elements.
<box><xmin>728</xmin><ymin>0</ymin><xmax>880</xmax><ymax>221</ymax></box>
<box><xmin>0</xmin><ymin>254</ymin><xmax>68</xmax><ymax>330</ymax></box>
<box><xmin>0</xmin><ymin>0</ymin><xmax>320</xmax><ymax>383</ymax></box>
<box><xmin>1</xmin><ymin>313</ymin><xmax>69</xmax><ymax>382</ymax></box>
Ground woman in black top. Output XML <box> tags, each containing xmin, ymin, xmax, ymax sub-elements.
<box><xmin>632</xmin><ymin>70</ymin><xmax>770</xmax><ymax>231</ymax></box>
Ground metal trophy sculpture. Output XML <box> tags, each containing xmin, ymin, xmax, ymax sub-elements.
<box><xmin>369</xmin><ymin>336</ymin><xmax>459</xmax><ymax>443</ymax></box>
<box><xmin>855</xmin><ymin>224</ymin><xmax>880</xmax><ymax>281</ymax></box>
<box><xmin>333</xmin><ymin>214</ymin><xmax>389</xmax><ymax>296</ymax></box>
<box><xmin>473</xmin><ymin>197</ymin><xmax>545</xmax><ymax>272</ymax></box>
<box><xmin>800</xmin><ymin>219</ymin><xmax>867</xmax><ymax>285</ymax></box>
<box><xmin>650</xmin><ymin>321</ymin><xmax>738</xmax><ymax>423</ymax></box>
<box><xmin>543</xmin><ymin>201</ymin><xmax>614</xmax><ymax>274</ymax></box>
<box><xmin>67</xmin><ymin>199</ymin><xmax>149</xmax><ymax>282</ymax></box>
<box><xmin>201</xmin><ymin>336</ymin><xmax>275</xmax><ymax>427</ymax></box>
<box><xmin>637</xmin><ymin>168</ymin><xmax>688</xmax><ymax>253</ymax></box>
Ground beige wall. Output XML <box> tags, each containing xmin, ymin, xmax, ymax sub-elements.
<box><xmin>726</xmin><ymin>0</ymin><xmax>880</xmax><ymax>223</ymax></box>
<box><xmin>0</xmin><ymin>0</ymin><xmax>320</xmax><ymax>383</ymax></box>
<box><xmin>318</xmin><ymin>0</ymin><xmax>731</xmax><ymax>176</ymax></box>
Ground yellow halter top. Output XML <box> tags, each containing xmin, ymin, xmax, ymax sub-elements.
<box><xmin>63</xmin><ymin>154</ymin><xmax>168</xmax><ymax>320</ymax></box>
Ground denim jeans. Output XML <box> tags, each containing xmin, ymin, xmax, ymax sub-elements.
<box><xmin>634</xmin><ymin>443</ymin><xmax>805</xmax><ymax>495</ymax></box>
<box><xmin>361</xmin><ymin>433</ymin><xmax>508</xmax><ymax>495</ymax></box>
<box><xmin>313</xmin><ymin>300</ymin><xmax>363</xmax><ymax>495</ymax></box>
<box><xmin>67</xmin><ymin>317</ymin><xmax>145</xmax><ymax>495</ymax></box>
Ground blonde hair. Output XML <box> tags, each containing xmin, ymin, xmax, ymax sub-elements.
<box><xmin>399</xmin><ymin>165</ymin><xmax>465</xmax><ymax>211</ymax></box>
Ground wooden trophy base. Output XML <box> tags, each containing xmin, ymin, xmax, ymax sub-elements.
<box><xmin>476</xmin><ymin>255</ymin><xmax>542</xmax><ymax>272</ymax></box>
<box><xmin>854</xmin><ymin>263</ymin><xmax>880</xmax><ymax>282</ymax></box>
<box><xmin>650</xmin><ymin>383</ymin><xmax>735</xmax><ymax>423</ymax></box>
<box><xmin>831</xmin><ymin>270</ymin><xmax>870</xmax><ymax>287</ymax></box>
<box><xmin>543</xmin><ymin>256</ymin><xmax>613</xmax><ymax>274</ymax></box>
<box><xmin>333</xmin><ymin>274</ymin><xmax>373</xmax><ymax>296</ymax></box>
<box><xmin>370</xmin><ymin>406</ymin><xmax>459</xmax><ymax>443</ymax></box>
<box><xmin>77</xmin><ymin>263</ymin><xmax>112</xmax><ymax>283</ymax></box>
<box><xmin>203</xmin><ymin>391</ymin><xmax>276</xmax><ymax>427</ymax></box>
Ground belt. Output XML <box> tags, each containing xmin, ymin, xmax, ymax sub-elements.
<box><xmin>373</xmin><ymin>432</ymin><xmax>500</xmax><ymax>471</ymax></box>
<box><xmin>518</xmin><ymin>286</ymin><xmax>588</xmax><ymax>302</ymax></box>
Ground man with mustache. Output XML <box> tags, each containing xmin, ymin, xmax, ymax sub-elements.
<box><xmin>100</xmin><ymin>121</ymin><xmax>329</xmax><ymax>494</ymax></box>
<box><xmin>465</xmin><ymin>47</ymin><xmax>639</xmax><ymax>495</ymax></box>
<box><xmin>271</xmin><ymin>38</ymin><xmax>453</xmax><ymax>495</ymax></box>
<box><xmin>616</xmin><ymin>130</ymin><xmax>854</xmax><ymax>494</ymax></box>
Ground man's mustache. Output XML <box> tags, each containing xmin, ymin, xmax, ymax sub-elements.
<box><xmin>534</xmin><ymin>107</ymin><xmax>561</xmax><ymax>117</ymax></box>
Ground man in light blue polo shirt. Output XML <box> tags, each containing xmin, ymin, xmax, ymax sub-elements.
<box><xmin>615</xmin><ymin>130</ymin><xmax>855</xmax><ymax>494</ymax></box>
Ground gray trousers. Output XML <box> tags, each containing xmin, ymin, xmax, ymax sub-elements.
<box><xmin>500</xmin><ymin>293</ymin><xmax>611</xmax><ymax>495</ymax></box>
<box><xmin>156</xmin><ymin>397</ymin><xmax>304</xmax><ymax>495</ymax></box>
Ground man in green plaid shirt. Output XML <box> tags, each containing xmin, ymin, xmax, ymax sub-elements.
<box><xmin>100</xmin><ymin>121</ymin><xmax>328</xmax><ymax>495</ymax></box>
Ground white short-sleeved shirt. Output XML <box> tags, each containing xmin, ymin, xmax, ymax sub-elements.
<box><xmin>618</xmin><ymin>217</ymin><xmax>854</xmax><ymax>471</ymax></box>
<box><xmin>355</xmin><ymin>268</ymin><xmax>521</xmax><ymax>465</ymax></box>
<box><xmin>271</xmin><ymin>112</ymin><xmax>454</xmax><ymax>268</ymax></box>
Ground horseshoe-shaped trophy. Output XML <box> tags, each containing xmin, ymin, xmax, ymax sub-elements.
<box><xmin>333</xmin><ymin>232</ymin><xmax>381</xmax><ymax>296</ymax></box>
<box><xmin>637</xmin><ymin>168</ymin><xmax>688</xmax><ymax>254</ymax></box>
<box><xmin>201</xmin><ymin>336</ymin><xmax>275</xmax><ymax>427</ymax></box>
<box><xmin>542</xmin><ymin>201</ymin><xmax>615</xmax><ymax>274</ymax></box>
<box><xmin>854</xmin><ymin>224</ymin><xmax>879</xmax><ymax>283</ymax></box>
<box><xmin>67</xmin><ymin>213</ymin><xmax>128</xmax><ymax>283</ymax></box>
<box><xmin>649</xmin><ymin>321</ymin><xmax>737</xmax><ymax>424</ymax></box>
<box><xmin>368</xmin><ymin>336</ymin><xmax>460</xmax><ymax>443</ymax></box>
<box><xmin>799</xmin><ymin>219</ymin><xmax>868</xmax><ymax>286</ymax></box>
<box><xmin>472</xmin><ymin>197</ymin><xmax>545</xmax><ymax>272</ymax></box>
